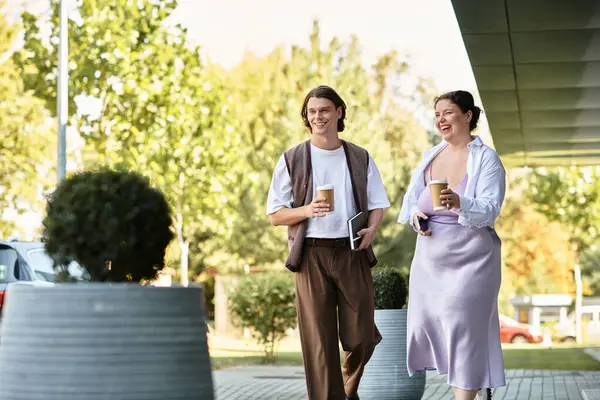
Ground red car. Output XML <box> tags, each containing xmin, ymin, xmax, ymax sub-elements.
<box><xmin>499</xmin><ymin>314</ymin><xmax>543</xmax><ymax>344</ymax></box>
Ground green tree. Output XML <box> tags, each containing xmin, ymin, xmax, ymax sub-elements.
<box><xmin>228</xmin><ymin>272</ymin><xmax>297</xmax><ymax>362</ymax></box>
<box><xmin>210</xmin><ymin>49</ymin><xmax>292</xmax><ymax>273</ymax></box>
<box><xmin>526</xmin><ymin>166</ymin><xmax>600</xmax><ymax>251</ymax></box>
<box><xmin>496</xmin><ymin>198</ymin><xmax>578</xmax><ymax>315</ymax></box>
<box><xmin>580</xmin><ymin>246</ymin><xmax>600</xmax><ymax>295</ymax></box>
<box><xmin>0</xmin><ymin>2</ymin><xmax>54</xmax><ymax>237</ymax></box>
<box><xmin>525</xmin><ymin>166</ymin><xmax>600</xmax><ymax>294</ymax></box>
<box><xmin>15</xmin><ymin>0</ymin><xmax>240</xmax><ymax>278</ymax></box>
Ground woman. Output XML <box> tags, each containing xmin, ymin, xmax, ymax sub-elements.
<box><xmin>398</xmin><ymin>90</ymin><xmax>506</xmax><ymax>400</ymax></box>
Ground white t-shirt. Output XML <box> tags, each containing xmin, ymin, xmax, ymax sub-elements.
<box><xmin>266</xmin><ymin>144</ymin><xmax>390</xmax><ymax>238</ymax></box>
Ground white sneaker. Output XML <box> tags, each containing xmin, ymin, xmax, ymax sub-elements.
<box><xmin>476</xmin><ymin>388</ymin><xmax>492</xmax><ymax>399</ymax></box>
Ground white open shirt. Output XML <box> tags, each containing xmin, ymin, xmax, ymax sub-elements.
<box><xmin>398</xmin><ymin>136</ymin><xmax>506</xmax><ymax>230</ymax></box>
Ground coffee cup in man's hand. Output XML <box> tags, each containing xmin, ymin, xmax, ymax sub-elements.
<box><xmin>317</xmin><ymin>184</ymin><xmax>334</xmax><ymax>213</ymax></box>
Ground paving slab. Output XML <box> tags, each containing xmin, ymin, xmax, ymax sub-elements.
<box><xmin>582</xmin><ymin>389</ymin><xmax>600</xmax><ymax>400</ymax></box>
<box><xmin>213</xmin><ymin>367</ymin><xmax>600</xmax><ymax>400</ymax></box>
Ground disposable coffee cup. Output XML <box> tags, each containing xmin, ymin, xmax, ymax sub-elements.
<box><xmin>429</xmin><ymin>180</ymin><xmax>449</xmax><ymax>212</ymax></box>
<box><xmin>316</xmin><ymin>184</ymin><xmax>334</xmax><ymax>213</ymax></box>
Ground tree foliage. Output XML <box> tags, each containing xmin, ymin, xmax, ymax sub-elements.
<box><xmin>526</xmin><ymin>166</ymin><xmax>600</xmax><ymax>251</ymax></box>
<box><xmin>228</xmin><ymin>272</ymin><xmax>297</xmax><ymax>362</ymax></box>
<box><xmin>496</xmin><ymin>196</ymin><xmax>578</xmax><ymax>314</ymax></box>
<box><xmin>0</xmin><ymin>1</ymin><xmax>54</xmax><ymax>237</ymax></box>
<box><xmin>15</xmin><ymin>0</ymin><xmax>240</xmax><ymax>278</ymax></box>
<box><xmin>524</xmin><ymin>166</ymin><xmax>600</xmax><ymax>294</ymax></box>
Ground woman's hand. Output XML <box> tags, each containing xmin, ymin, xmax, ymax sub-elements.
<box><xmin>440</xmin><ymin>188</ymin><xmax>461</xmax><ymax>210</ymax></box>
<box><xmin>413</xmin><ymin>212</ymin><xmax>431</xmax><ymax>236</ymax></box>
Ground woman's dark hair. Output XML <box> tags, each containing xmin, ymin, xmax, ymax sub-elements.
<box><xmin>301</xmin><ymin>85</ymin><xmax>346</xmax><ymax>132</ymax></box>
<box><xmin>434</xmin><ymin>90</ymin><xmax>482</xmax><ymax>131</ymax></box>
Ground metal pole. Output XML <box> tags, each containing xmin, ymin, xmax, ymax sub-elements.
<box><xmin>57</xmin><ymin>0</ymin><xmax>68</xmax><ymax>182</ymax></box>
<box><xmin>575</xmin><ymin>264</ymin><xmax>583</xmax><ymax>344</ymax></box>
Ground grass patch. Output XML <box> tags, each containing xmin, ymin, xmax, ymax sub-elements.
<box><xmin>502</xmin><ymin>345</ymin><xmax>600</xmax><ymax>370</ymax></box>
<box><xmin>208</xmin><ymin>335</ymin><xmax>304</xmax><ymax>370</ymax></box>
<box><xmin>210</xmin><ymin>349</ymin><xmax>303</xmax><ymax>370</ymax></box>
<box><xmin>209</xmin><ymin>336</ymin><xmax>600</xmax><ymax>371</ymax></box>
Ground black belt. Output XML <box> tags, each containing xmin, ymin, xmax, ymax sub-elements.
<box><xmin>304</xmin><ymin>237</ymin><xmax>350</xmax><ymax>248</ymax></box>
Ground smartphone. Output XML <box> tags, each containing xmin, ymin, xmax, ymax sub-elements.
<box><xmin>417</xmin><ymin>216</ymin><xmax>429</xmax><ymax>232</ymax></box>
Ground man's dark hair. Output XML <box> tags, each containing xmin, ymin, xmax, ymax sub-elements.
<box><xmin>300</xmin><ymin>85</ymin><xmax>346</xmax><ymax>132</ymax></box>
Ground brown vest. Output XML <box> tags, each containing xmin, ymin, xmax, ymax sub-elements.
<box><xmin>282</xmin><ymin>139</ymin><xmax>378</xmax><ymax>272</ymax></box>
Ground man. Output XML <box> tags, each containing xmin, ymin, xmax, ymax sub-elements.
<box><xmin>266</xmin><ymin>85</ymin><xmax>390</xmax><ymax>400</ymax></box>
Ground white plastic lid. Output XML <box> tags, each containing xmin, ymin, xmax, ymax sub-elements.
<box><xmin>317</xmin><ymin>184</ymin><xmax>334</xmax><ymax>190</ymax></box>
<box><xmin>429</xmin><ymin>179</ymin><xmax>448</xmax><ymax>185</ymax></box>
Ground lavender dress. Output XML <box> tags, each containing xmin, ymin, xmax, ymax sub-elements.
<box><xmin>406</xmin><ymin>166</ymin><xmax>506</xmax><ymax>390</ymax></box>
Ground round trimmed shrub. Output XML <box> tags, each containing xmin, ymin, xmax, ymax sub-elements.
<box><xmin>42</xmin><ymin>169</ymin><xmax>174</xmax><ymax>282</ymax></box>
<box><xmin>372</xmin><ymin>267</ymin><xmax>407</xmax><ymax>310</ymax></box>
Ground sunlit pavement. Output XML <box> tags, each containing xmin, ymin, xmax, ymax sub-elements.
<box><xmin>213</xmin><ymin>367</ymin><xmax>600</xmax><ymax>400</ymax></box>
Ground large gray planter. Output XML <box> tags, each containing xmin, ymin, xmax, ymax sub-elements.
<box><xmin>359</xmin><ymin>309</ymin><xmax>426</xmax><ymax>400</ymax></box>
<box><xmin>0</xmin><ymin>284</ymin><xmax>214</xmax><ymax>400</ymax></box>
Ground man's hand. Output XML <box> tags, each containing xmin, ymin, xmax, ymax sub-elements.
<box><xmin>355</xmin><ymin>226</ymin><xmax>376</xmax><ymax>251</ymax></box>
<box><xmin>353</xmin><ymin>208</ymin><xmax>384</xmax><ymax>251</ymax></box>
<box><xmin>303</xmin><ymin>197</ymin><xmax>330</xmax><ymax>218</ymax></box>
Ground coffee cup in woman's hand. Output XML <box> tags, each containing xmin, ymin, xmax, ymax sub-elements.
<box><xmin>429</xmin><ymin>180</ymin><xmax>449</xmax><ymax>211</ymax></box>
<box><xmin>440</xmin><ymin>188</ymin><xmax>460</xmax><ymax>210</ymax></box>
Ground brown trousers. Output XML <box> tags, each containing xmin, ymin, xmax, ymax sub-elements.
<box><xmin>294</xmin><ymin>240</ymin><xmax>381</xmax><ymax>400</ymax></box>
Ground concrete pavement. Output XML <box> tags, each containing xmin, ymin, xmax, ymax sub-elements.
<box><xmin>213</xmin><ymin>366</ymin><xmax>600</xmax><ymax>400</ymax></box>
